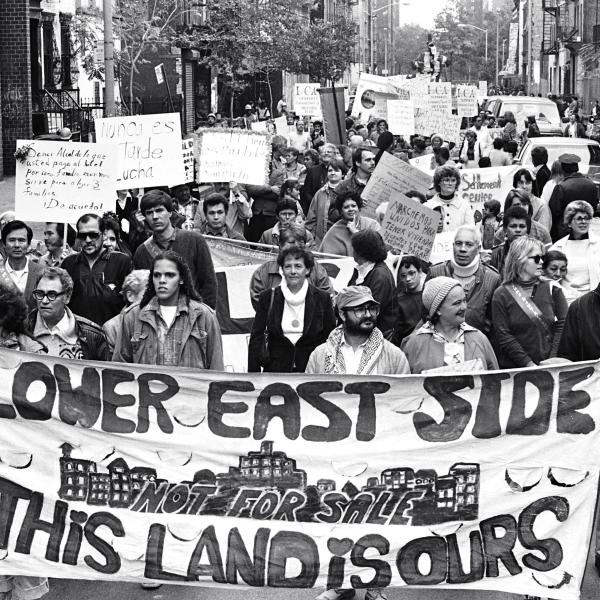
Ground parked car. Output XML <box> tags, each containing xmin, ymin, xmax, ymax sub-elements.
<box><xmin>517</xmin><ymin>136</ymin><xmax>600</xmax><ymax>193</ymax></box>
<box><xmin>484</xmin><ymin>96</ymin><xmax>563</xmax><ymax>136</ymax></box>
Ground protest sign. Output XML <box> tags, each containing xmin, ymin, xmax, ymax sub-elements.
<box><xmin>250</xmin><ymin>121</ymin><xmax>268</xmax><ymax>132</ymax></box>
<box><xmin>458</xmin><ymin>165</ymin><xmax>519</xmax><ymax>219</ymax></box>
<box><xmin>415</xmin><ymin>110</ymin><xmax>463</xmax><ymax>144</ymax></box>
<box><xmin>409</xmin><ymin>154</ymin><xmax>434</xmax><ymax>173</ymax></box>
<box><xmin>387</xmin><ymin>99</ymin><xmax>415</xmax><ymax>138</ymax></box>
<box><xmin>14</xmin><ymin>139</ymin><xmax>117</xmax><ymax>222</ymax></box>
<box><xmin>195</xmin><ymin>129</ymin><xmax>271</xmax><ymax>186</ymax></box>
<box><xmin>351</xmin><ymin>73</ymin><xmax>400</xmax><ymax>121</ymax></box>
<box><xmin>428</xmin><ymin>82</ymin><xmax>452</xmax><ymax>114</ymax></box>
<box><xmin>429</xmin><ymin>230</ymin><xmax>455</xmax><ymax>263</ymax></box>
<box><xmin>478</xmin><ymin>80</ymin><xmax>488</xmax><ymax>97</ymax></box>
<box><xmin>394</xmin><ymin>75</ymin><xmax>430</xmax><ymax>107</ymax></box>
<box><xmin>273</xmin><ymin>116</ymin><xmax>288</xmax><ymax>135</ymax></box>
<box><xmin>318</xmin><ymin>87</ymin><xmax>347</xmax><ymax>145</ymax></box>
<box><xmin>455</xmin><ymin>84</ymin><xmax>479</xmax><ymax>117</ymax></box>
<box><xmin>381</xmin><ymin>193</ymin><xmax>440</xmax><ymax>260</ymax></box>
<box><xmin>293</xmin><ymin>83</ymin><xmax>322</xmax><ymax>117</ymax></box>
<box><xmin>0</xmin><ymin>348</ymin><xmax>597</xmax><ymax>598</ymax></box>
<box><xmin>182</xmin><ymin>139</ymin><xmax>195</xmax><ymax>184</ymax></box>
<box><xmin>362</xmin><ymin>152</ymin><xmax>432</xmax><ymax>218</ymax></box>
<box><xmin>95</xmin><ymin>113</ymin><xmax>185</xmax><ymax>188</ymax></box>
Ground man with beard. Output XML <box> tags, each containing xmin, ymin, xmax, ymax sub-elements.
<box><xmin>306</xmin><ymin>285</ymin><xmax>409</xmax><ymax>376</ymax></box>
<box><xmin>306</xmin><ymin>286</ymin><xmax>408</xmax><ymax>600</ymax></box>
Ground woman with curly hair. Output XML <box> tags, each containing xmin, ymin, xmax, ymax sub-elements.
<box><xmin>112</xmin><ymin>250</ymin><xmax>223</xmax><ymax>369</ymax></box>
<box><xmin>424</xmin><ymin>165</ymin><xmax>474</xmax><ymax>232</ymax></box>
<box><xmin>0</xmin><ymin>284</ymin><xmax>45</xmax><ymax>353</ymax></box>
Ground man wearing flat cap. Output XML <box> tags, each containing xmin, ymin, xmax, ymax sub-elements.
<box><xmin>306</xmin><ymin>285</ymin><xmax>409</xmax><ymax>377</ymax></box>
<box><xmin>549</xmin><ymin>153</ymin><xmax>598</xmax><ymax>241</ymax></box>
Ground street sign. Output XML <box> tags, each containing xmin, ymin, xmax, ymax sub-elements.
<box><xmin>94</xmin><ymin>45</ymin><xmax>104</xmax><ymax>64</ymax></box>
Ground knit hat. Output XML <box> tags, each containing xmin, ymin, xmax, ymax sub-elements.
<box><xmin>422</xmin><ymin>277</ymin><xmax>461</xmax><ymax>319</ymax></box>
<box><xmin>336</xmin><ymin>285</ymin><xmax>379</xmax><ymax>310</ymax></box>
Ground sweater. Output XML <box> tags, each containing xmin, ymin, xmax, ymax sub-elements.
<box><xmin>491</xmin><ymin>280</ymin><xmax>568</xmax><ymax>367</ymax></box>
<box><xmin>557</xmin><ymin>284</ymin><xmax>600</xmax><ymax>361</ymax></box>
<box><xmin>395</xmin><ymin>288</ymin><xmax>423</xmax><ymax>343</ymax></box>
<box><xmin>319</xmin><ymin>217</ymin><xmax>379</xmax><ymax>256</ymax></box>
<box><xmin>133</xmin><ymin>229</ymin><xmax>217</xmax><ymax>309</ymax></box>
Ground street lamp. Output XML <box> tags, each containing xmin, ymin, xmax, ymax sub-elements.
<box><xmin>457</xmin><ymin>23</ymin><xmax>488</xmax><ymax>63</ymax></box>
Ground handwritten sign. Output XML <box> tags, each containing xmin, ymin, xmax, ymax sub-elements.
<box><xmin>387</xmin><ymin>99</ymin><xmax>415</xmax><ymax>138</ymax></box>
<box><xmin>455</xmin><ymin>84</ymin><xmax>479</xmax><ymax>117</ymax></box>
<box><xmin>361</xmin><ymin>152</ymin><xmax>432</xmax><ymax>218</ymax></box>
<box><xmin>427</xmin><ymin>82</ymin><xmax>452</xmax><ymax>114</ymax></box>
<box><xmin>273</xmin><ymin>116</ymin><xmax>288</xmax><ymax>135</ymax></box>
<box><xmin>293</xmin><ymin>83</ymin><xmax>322</xmax><ymax>117</ymax></box>
<box><xmin>182</xmin><ymin>138</ymin><xmax>194</xmax><ymax>183</ymax></box>
<box><xmin>351</xmin><ymin>73</ymin><xmax>400</xmax><ymax>121</ymax></box>
<box><xmin>478</xmin><ymin>80</ymin><xmax>488</xmax><ymax>97</ymax></box>
<box><xmin>14</xmin><ymin>139</ymin><xmax>117</xmax><ymax>222</ymax></box>
<box><xmin>195</xmin><ymin>129</ymin><xmax>271</xmax><ymax>185</ymax></box>
<box><xmin>409</xmin><ymin>154</ymin><xmax>434</xmax><ymax>173</ymax></box>
<box><xmin>381</xmin><ymin>193</ymin><xmax>440</xmax><ymax>260</ymax></box>
<box><xmin>429</xmin><ymin>230</ymin><xmax>455</xmax><ymax>263</ymax></box>
<box><xmin>95</xmin><ymin>113</ymin><xmax>185</xmax><ymax>187</ymax></box>
<box><xmin>458</xmin><ymin>165</ymin><xmax>519</xmax><ymax>218</ymax></box>
<box><xmin>415</xmin><ymin>110</ymin><xmax>462</xmax><ymax>144</ymax></box>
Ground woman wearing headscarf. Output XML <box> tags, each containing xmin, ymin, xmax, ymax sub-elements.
<box><xmin>348</xmin><ymin>229</ymin><xmax>397</xmax><ymax>340</ymax></box>
<box><xmin>248</xmin><ymin>245</ymin><xmax>335</xmax><ymax>372</ymax></box>
<box><xmin>491</xmin><ymin>236</ymin><xmax>568</xmax><ymax>368</ymax></box>
<box><xmin>401</xmin><ymin>276</ymin><xmax>498</xmax><ymax>373</ymax></box>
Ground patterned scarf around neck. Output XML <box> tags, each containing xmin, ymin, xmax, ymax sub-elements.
<box><xmin>323</xmin><ymin>325</ymin><xmax>384</xmax><ymax>375</ymax></box>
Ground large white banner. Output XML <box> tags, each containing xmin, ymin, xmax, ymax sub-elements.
<box><xmin>95</xmin><ymin>113</ymin><xmax>186</xmax><ymax>188</ymax></box>
<box><xmin>0</xmin><ymin>349</ymin><xmax>597</xmax><ymax>598</ymax></box>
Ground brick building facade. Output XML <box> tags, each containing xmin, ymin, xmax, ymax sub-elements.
<box><xmin>0</xmin><ymin>0</ymin><xmax>34</xmax><ymax>178</ymax></box>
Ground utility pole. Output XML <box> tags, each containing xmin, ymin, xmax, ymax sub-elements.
<box><xmin>103</xmin><ymin>0</ymin><xmax>116</xmax><ymax>116</ymax></box>
<box><xmin>495</xmin><ymin>12</ymin><xmax>499</xmax><ymax>87</ymax></box>
<box><xmin>527</xmin><ymin>0</ymin><xmax>533</xmax><ymax>93</ymax></box>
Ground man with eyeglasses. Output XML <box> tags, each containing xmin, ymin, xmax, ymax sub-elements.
<box><xmin>62</xmin><ymin>213</ymin><xmax>132</xmax><ymax>325</ymax></box>
<box><xmin>28</xmin><ymin>267</ymin><xmax>108</xmax><ymax>360</ymax></box>
<box><xmin>426</xmin><ymin>225</ymin><xmax>500</xmax><ymax>337</ymax></box>
<box><xmin>306</xmin><ymin>286</ymin><xmax>408</xmax><ymax>600</ymax></box>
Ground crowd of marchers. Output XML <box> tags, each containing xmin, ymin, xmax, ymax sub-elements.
<box><xmin>3</xmin><ymin>114</ymin><xmax>600</xmax><ymax>600</ymax></box>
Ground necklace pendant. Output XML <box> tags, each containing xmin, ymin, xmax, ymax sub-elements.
<box><xmin>292</xmin><ymin>319</ymin><xmax>300</xmax><ymax>328</ymax></box>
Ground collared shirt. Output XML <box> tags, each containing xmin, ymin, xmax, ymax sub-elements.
<box><xmin>33</xmin><ymin>307</ymin><xmax>83</xmax><ymax>359</ymax></box>
<box><xmin>5</xmin><ymin>257</ymin><xmax>29</xmax><ymax>293</ymax></box>
<box><xmin>150</xmin><ymin>295</ymin><xmax>189</xmax><ymax>367</ymax></box>
<box><xmin>153</xmin><ymin>228</ymin><xmax>178</xmax><ymax>250</ymax></box>
<box><xmin>340</xmin><ymin>337</ymin><xmax>368</xmax><ymax>375</ymax></box>
<box><xmin>39</xmin><ymin>245</ymin><xmax>75</xmax><ymax>268</ymax></box>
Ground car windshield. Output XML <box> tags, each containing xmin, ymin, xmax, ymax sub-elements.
<box><xmin>502</xmin><ymin>102</ymin><xmax>560</xmax><ymax>124</ymax></box>
<box><xmin>540</xmin><ymin>144</ymin><xmax>600</xmax><ymax>166</ymax></box>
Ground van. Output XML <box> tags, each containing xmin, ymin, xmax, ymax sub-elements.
<box><xmin>485</xmin><ymin>96</ymin><xmax>563</xmax><ymax>136</ymax></box>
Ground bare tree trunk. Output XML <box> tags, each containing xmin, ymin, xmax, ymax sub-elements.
<box><xmin>265</xmin><ymin>68</ymin><xmax>273</xmax><ymax>117</ymax></box>
<box><xmin>229</xmin><ymin>79</ymin><xmax>235</xmax><ymax>123</ymax></box>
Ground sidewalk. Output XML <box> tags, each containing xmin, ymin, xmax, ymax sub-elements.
<box><xmin>0</xmin><ymin>175</ymin><xmax>15</xmax><ymax>214</ymax></box>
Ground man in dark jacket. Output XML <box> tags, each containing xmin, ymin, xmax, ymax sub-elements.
<box><xmin>333</xmin><ymin>147</ymin><xmax>376</xmax><ymax>203</ymax></box>
<box><xmin>300</xmin><ymin>143</ymin><xmax>338</xmax><ymax>214</ymax></box>
<box><xmin>557</xmin><ymin>283</ymin><xmax>600</xmax><ymax>361</ymax></box>
<box><xmin>531</xmin><ymin>145</ymin><xmax>551</xmax><ymax>196</ymax></box>
<box><xmin>427</xmin><ymin>225</ymin><xmax>500</xmax><ymax>337</ymax></box>
<box><xmin>29</xmin><ymin>266</ymin><xmax>108</xmax><ymax>360</ymax></box>
<box><xmin>549</xmin><ymin>153</ymin><xmax>598</xmax><ymax>240</ymax></box>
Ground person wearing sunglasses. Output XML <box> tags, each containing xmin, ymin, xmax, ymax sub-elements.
<box><xmin>549</xmin><ymin>200</ymin><xmax>600</xmax><ymax>303</ymax></box>
<box><xmin>61</xmin><ymin>213</ymin><xmax>132</xmax><ymax>326</ymax></box>
<box><xmin>491</xmin><ymin>236</ymin><xmax>568</xmax><ymax>368</ymax></box>
<box><xmin>27</xmin><ymin>267</ymin><xmax>108</xmax><ymax>361</ymax></box>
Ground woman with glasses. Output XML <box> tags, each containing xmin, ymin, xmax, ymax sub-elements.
<box><xmin>401</xmin><ymin>276</ymin><xmax>498</xmax><ymax>374</ymax></box>
<box><xmin>491</xmin><ymin>236</ymin><xmax>568</xmax><ymax>368</ymax></box>
<box><xmin>248</xmin><ymin>245</ymin><xmax>335</xmax><ymax>373</ymax></box>
<box><xmin>549</xmin><ymin>200</ymin><xmax>600</xmax><ymax>302</ymax></box>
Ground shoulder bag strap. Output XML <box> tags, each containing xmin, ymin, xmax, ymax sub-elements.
<box><xmin>505</xmin><ymin>283</ymin><xmax>551</xmax><ymax>337</ymax></box>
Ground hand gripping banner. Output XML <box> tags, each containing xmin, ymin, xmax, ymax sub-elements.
<box><xmin>0</xmin><ymin>349</ymin><xmax>598</xmax><ymax>598</ymax></box>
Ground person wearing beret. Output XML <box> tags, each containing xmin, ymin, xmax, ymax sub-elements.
<box><xmin>401</xmin><ymin>276</ymin><xmax>498</xmax><ymax>374</ymax></box>
<box><xmin>549</xmin><ymin>153</ymin><xmax>598</xmax><ymax>241</ymax></box>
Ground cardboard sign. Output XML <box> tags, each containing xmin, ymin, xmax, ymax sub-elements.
<box><xmin>456</xmin><ymin>84</ymin><xmax>479</xmax><ymax>117</ymax></box>
<box><xmin>195</xmin><ymin>129</ymin><xmax>271</xmax><ymax>186</ymax></box>
<box><xmin>293</xmin><ymin>83</ymin><xmax>322</xmax><ymax>117</ymax></box>
<box><xmin>14</xmin><ymin>139</ymin><xmax>117</xmax><ymax>222</ymax></box>
<box><xmin>415</xmin><ymin>110</ymin><xmax>463</xmax><ymax>145</ymax></box>
<box><xmin>387</xmin><ymin>99</ymin><xmax>415</xmax><ymax>138</ymax></box>
<box><xmin>273</xmin><ymin>116</ymin><xmax>288</xmax><ymax>135</ymax></box>
<box><xmin>427</xmin><ymin>82</ymin><xmax>453</xmax><ymax>115</ymax></box>
<box><xmin>182</xmin><ymin>138</ymin><xmax>195</xmax><ymax>184</ymax></box>
<box><xmin>361</xmin><ymin>152</ymin><xmax>432</xmax><ymax>218</ymax></box>
<box><xmin>95</xmin><ymin>113</ymin><xmax>186</xmax><ymax>187</ymax></box>
<box><xmin>478</xmin><ymin>79</ymin><xmax>488</xmax><ymax>97</ymax></box>
<box><xmin>381</xmin><ymin>193</ymin><xmax>440</xmax><ymax>260</ymax></box>
<box><xmin>0</xmin><ymin>349</ymin><xmax>597</xmax><ymax>598</ymax></box>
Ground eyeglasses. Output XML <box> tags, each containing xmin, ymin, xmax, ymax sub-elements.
<box><xmin>32</xmin><ymin>290</ymin><xmax>65</xmax><ymax>302</ymax></box>
<box><xmin>527</xmin><ymin>255</ymin><xmax>543</xmax><ymax>264</ymax></box>
<box><xmin>572</xmin><ymin>216</ymin><xmax>591</xmax><ymax>223</ymax></box>
<box><xmin>76</xmin><ymin>231</ymin><xmax>101</xmax><ymax>241</ymax></box>
<box><xmin>344</xmin><ymin>303</ymin><xmax>380</xmax><ymax>317</ymax></box>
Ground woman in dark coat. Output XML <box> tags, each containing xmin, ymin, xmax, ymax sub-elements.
<box><xmin>248</xmin><ymin>245</ymin><xmax>335</xmax><ymax>372</ymax></box>
<box><xmin>348</xmin><ymin>229</ymin><xmax>398</xmax><ymax>340</ymax></box>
